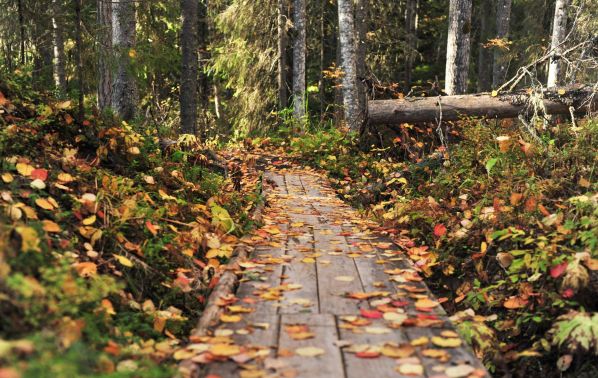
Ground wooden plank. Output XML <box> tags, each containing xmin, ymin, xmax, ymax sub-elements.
<box><xmin>338</xmin><ymin>318</ymin><xmax>414</xmax><ymax>378</ymax></box>
<box><xmin>278</xmin><ymin>313</ymin><xmax>345</xmax><ymax>378</ymax></box>
<box><xmin>205</xmin><ymin>314</ymin><xmax>280</xmax><ymax>377</ymax></box>
<box><xmin>280</xmin><ymin>225</ymin><xmax>319</xmax><ymax>314</ymax></box>
<box><xmin>404</xmin><ymin>326</ymin><xmax>490</xmax><ymax>377</ymax></box>
<box><xmin>264</xmin><ymin>171</ymin><xmax>287</xmax><ymax>194</ymax></box>
<box><xmin>313</xmin><ymin>226</ymin><xmax>364</xmax><ymax>315</ymax></box>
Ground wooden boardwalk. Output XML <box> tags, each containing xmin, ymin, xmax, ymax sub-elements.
<box><xmin>198</xmin><ymin>168</ymin><xmax>489</xmax><ymax>378</ymax></box>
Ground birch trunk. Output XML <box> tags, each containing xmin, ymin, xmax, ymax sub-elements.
<box><xmin>444</xmin><ymin>0</ymin><xmax>473</xmax><ymax>95</ymax></box>
<box><xmin>337</xmin><ymin>0</ymin><xmax>361</xmax><ymax>131</ymax></box>
<box><xmin>53</xmin><ymin>0</ymin><xmax>67</xmax><ymax>94</ymax></box>
<box><xmin>111</xmin><ymin>0</ymin><xmax>138</xmax><ymax>121</ymax></box>
<box><xmin>547</xmin><ymin>0</ymin><xmax>569</xmax><ymax>88</ymax></box>
<box><xmin>292</xmin><ymin>0</ymin><xmax>307</xmax><ymax>121</ymax></box>
<box><xmin>278</xmin><ymin>0</ymin><xmax>289</xmax><ymax>109</ymax></box>
<box><xmin>180</xmin><ymin>0</ymin><xmax>199</xmax><ymax>135</ymax></box>
<box><xmin>492</xmin><ymin>0</ymin><xmax>512</xmax><ymax>87</ymax></box>
<box><xmin>97</xmin><ymin>0</ymin><xmax>112</xmax><ymax>110</ymax></box>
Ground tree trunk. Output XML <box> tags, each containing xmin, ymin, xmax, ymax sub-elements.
<box><xmin>180</xmin><ymin>0</ymin><xmax>199</xmax><ymax>135</ymax></box>
<box><xmin>367</xmin><ymin>87</ymin><xmax>597</xmax><ymax>125</ymax></box>
<box><xmin>111</xmin><ymin>0</ymin><xmax>138</xmax><ymax>121</ymax></box>
<box><xmin>198</xmin><ymin>0</ymin><xmax>210</xmax><ymax>138</ymax></box>
<box><xmin>18</xmin><ymin>0</ymin><xmax>25</xmax><ymax>65</ymax></box>
<box><xmin>405</xmin><ymin>0</ymin><xmax>417</xmax><ymax>87</ymax></box>
<box><xmin>547</xmin><ymin>0</ymin><xmax>569</xmax><ymax>88</ymax></box>
<box><xmin>337</xmin><ymin>0</ymin><xmax>361</xmax><ymax>131</ymax></box>
<box><xmin>444</xmin><ymin>0</ymin><xmax>473</xmax><ymax>95</ymax></box>
<box><xmin>492</xmin><ymin>0</ymin><xmax>512</xmax><ymax>87</ymax></box>
<box><xmin>292</xmin><ymin>0</ymin><xmax>307</xmax><ymax>122</ymax></box>
<box><xmin>74</xmin><ymin>0</ymin><xmax>84</xmax><ymax>122</ymax></box>
<box><xmin>97</xmin><ymin>0</ymin><xmax>112</xmax><ymax>111</ymax></box>
<box><xmin>278</xmin><ymin>0</ymin><xmax>289</xmax><ymax>109</ymax></box>
<box><xmin>53</xmin><ymin>0</ymin><xmax>67</xmax><ymax>94</ymax></box>
<box><xmin>318</xmin><ymin>0</ymin><xmax>326</xmax><ymax>117</ymax></box>
<box><xmin>355</xmin><ymin>0</ymin><xmax>368</xmax><ymax>114</ymax></box>
<box><xmin>476</xmin><ymin>0</ymin><xmax>492</xmax><ymax>92</ymax></box>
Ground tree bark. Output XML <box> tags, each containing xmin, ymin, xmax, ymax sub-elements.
<box><xmin>198</xmin><ymin>0</ymin><xmax>210</xmax><ymax>138</ymax></box>
<box><xmin>337</xmin><ymin>0</ymin><xmax>361</xmax><ymax>131</ymax></box>
<box><xmin>278</xmin><ymin>0</ymin><xmax>289</xmax><ymax>110</ymax></box>
<box><xmin>476</xmin><ymin>0</ymin><xmax>492</xmax><ymax>92</ymax></box>
<box><xmin>492</xmin><ymin>0</ymin><xmax>512</xmax><ymax>88</ymax></box>
<box><xmin>444</xmin><ymin>0</ymin><xmax>473</xmax><ymax>95</ymax></box>
<box><xmin>180</xmin><ymin>0</ymin><xmax>199</xmax><ymax>135</ymax></box>
<box><xmin>405</xmin><ymin>0</ymin><xmax>417</xmax><ymax>87</ymax></box>
<box><xmin>18</xmin><ymin>0</ymin><xmax>25</xmax><ymax>65</ymax></box>
<box><xmin>355</xmin><ymin>0</ymin><xmax>368</xmax><ymax>114</ymax></box>
<box><xmin>111</xmin><ymin>0</ymin><xmax>138</xmax><ymax>121</ymax></box>
<box><xmin>547</xmin><ymin>0</ymin><xmax>569</xmax><ymax>88</ymax></box>
<box><xmin>292</xmin><ymin>0</ymin><xmax>307</xmax><ymax>122</ymax></box>
<box><xmin>74</xmin><ymin>0</ymin><xmax>84</xmax><ymax>122</ymax></box>
<box><xmin>367</xmin><ymin>87</ymin><xmax>597</xmax><ymax>125</ymax></box>
<box><xmin>97</xmin><ymin>0</ymin><xmax>112</xmax><ymax>111</ymax></box>
<box><xmin>53</xmin><ymin>0</ymin><xmax>67</xmax><ymax>94</ymax></box>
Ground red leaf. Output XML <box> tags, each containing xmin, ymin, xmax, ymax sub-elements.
<box><xmin>433</xmin><ymin>224</ymin><xmax>447</xmax><ymax>237</ymax></box>
<box><xmin>30</xmin><ymin>168</ymin><xmax>48</xmax><ymax>181</ymax></box>
<box><xmin>550</xmin><ymin>262</ymin><xmax>568</xmax><ymax>279</ymax></box>
<box><xmin>356</xmin><ymin>351</ymin><xmax>381</xmax><ymax>359</ymax></box>
<box><xmin>145</xmin><ymin>220</ymin><xmax>158</xmax><ymax>236</ymax></box>
<box><xmin>561</xmin><ymin>288</ymin><xmax>574</xmax><ymax>298</ymax></box>
<box><xmin>360</xmin><ymin>308</ymin><xmax>383</xmax><ymax>319</ymax></box>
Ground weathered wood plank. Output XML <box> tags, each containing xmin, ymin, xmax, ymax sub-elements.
<box><xmin>338</xmin><ymin>318</ymin><xmax>413</xmax><ymax>378</ymax></box>
<box><xmin>278</xmin><ymin>313</ymin><xmax>345</xmax><ymax>378</ymax></box>
<box><xmin>313</xmin><ymin>226</ymin><xmax>364</xmax><ymax>315</ymax></box>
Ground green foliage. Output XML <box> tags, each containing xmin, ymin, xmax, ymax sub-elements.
<box><xmin>551</xmin><ymin>311</ymin><xmax>598</xmax><ymax>355</ymax></box>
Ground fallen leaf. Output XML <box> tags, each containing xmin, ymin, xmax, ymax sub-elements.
<box><xmin>295</xmin><ymin>346</ymin><xmax>325</xmax><ymax>357</ymax></box>
<box><xmin>396</xmin><ymin>363</ymin><xmax>424</xmax><ymax>376</ymax></box>
<box><xmin>114</xmin><ymin>254</ymin><xmax>134</xmax><ymax>267</ymax></box>
<box><xmin>431</xmin><ymin>336</ymin><xmax>462</xmax><ymax>348</ymax></box>
<box><xmin>220</xmin><ymin>314</ymin><xmax>242</xmax><ymax>323</ymax></box>
<box><xmin>445</xmin><ymin>364</ymin><xmax>476</xmax><ymax>377</ymax></box>
<box><xmin>503</xmin><ymin>295</ymin><xmax>528</xmax><ymax>309</ymax></box>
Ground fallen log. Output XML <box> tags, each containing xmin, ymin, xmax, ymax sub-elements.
<box><xmin>367</xmin><ymin>86</ymin><xmax>597</xmax><ymax>125</ymax></box>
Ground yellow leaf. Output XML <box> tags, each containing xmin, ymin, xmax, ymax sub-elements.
<box><xmin>431</xmin><ymin>336</ymin><xmax>462</xmax><ymax>348</ymax></box>
<box><xmin>206</xmin><ymin>244</ymin><xmax>234</xmax><ymax>259</ymax></box>
<box><xmin>114</xmin><ymin>254</ymin><xmax>134</xmax><ymax>267</ymax></box>
<box><xmin>410</xmin><ymin>336</ymin><xmax>429</xmax><ymax>346</ymax></box>
<box><xmin>15</xmin><ymin>226</ymin><xmax>41</xmax><ymax>252</ymax></box>
<box><xmin>491</xmin><ymin>90</ymin><xmax>498</xmax><ymax>97</ymax></box>
<box><xmin>1</xmin><ymin>172</ymin><xmax>14</xmax><ymax>183</ymax></box>
<box><xmin>128</xmin><ymin>49</ymin><xmax>137</xmax><ymax>58</ymax></box>
<box><xmin>209</xmin><ymin>343</ymin><xmax>241</xmax><ymax>357</ymax></box>
<box><xmin>557</xmin><ymin>88</ymin><xmax>566</xmax><ymax>95</ymax></box>
<box><xmin>82</xmin><ymin>215</ymin><xmax>97</xmax><ymax>225</ymax></box>
<box><xmin>227</xmin><ymin>305</ymin><xmax>254</xmax><ymax>313</ymax></box>
<box><xmin>35</xmin><ymin>198</ymin><xmax>55</xmax><ymax>210</ymax></box>
<box><xmin>396</xmin><ymin>363</ymin><xmax>424</xmax><ymax>376</ymax></box>
<box><xmin>74</xmin><ymin>262</ymin><xmax>97</xmax><ymax>277</ymax></box>
<box><xmin>295</xmin><ymin>346</ymin><xmax>325</xmax><ymax>357</ymax></box>
<box><xmin>220</xmin><ymin>314</ymin><xmax>242</xmax><ymax>323</ymax></box>
<box><xmin>57</xmin><ymin>172</ymin><xmax>75</xmax><ymax>183</ymax></box>
<box><xmin>16</xmin><ymin>163</ymin><xmax>34</xmax><ymax>176</ymax></box>
<box><xmin>415</xmin><ymin>298</ymin><xmax>439</xmax><ymax>309</ymax></box>
<box><xmin>380</xmin><ymin>343</ymin><xmax>415</xmax><ymax>358</ymax></box>
<box><xmin>42</xmin><ymin>220</ymin><xmax>61</xmax><ymax>233</ymax></box>
<box><xmin>55</xmin><ymin>100</ymin><xmax>72</xmax><ymax>109</ymax></box>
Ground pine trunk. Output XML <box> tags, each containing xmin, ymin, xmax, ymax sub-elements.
<box><xmin>292</xmin><ymin>0</ymin><xmax>307</xmax><ymax>121</ymax></box>
<box><xmin>444</xmin><ymin>0</ymin><xmax>472</xmax><ymax>95</ymax></box>
<box><xmin>547</xmin><ymin>0</ymin><xmax>569</xmax><ymax>88</ymax></box>
<box><xmin>180</xmin><ymin>0</ymin><xmax>199</xmax><ymax>135</ymax></box>
<box><xmin>337</xmin><ymin>0</ymin><xmax>361</xmax><ymax>131</ymax></box>
<box><xmin>18</xmin><ymin>0</ymin><xmax>25</xmax><ymax>65</ymax></box>
<box><xmin>492</xmin><ymin>0</ymin><xmax>512</xmax><ymax>87</ymax></box>
<box><xmin>476</xmin><ymin>0</ymin><xmax>492</xmax><ymax>92</ymax></box>
<box><xmin>198</xmin><ymin>0</ymin><xmax>210</xmax><ymax>137</ymax></box>
<box><xmin>405</xmin><ymin>0</ymin><xmax>417</xmax><ymax>86</ymax></box>
<box><xmin>111</xmin><ymin>0</ymin><xmax>138</xmax><ymax>121</ymax></box>
<box><xmin>74</xmin><ymin>0</ymin><xmax>84</xmax><ymax>121</ymax></box>
<box><xmin>278</xmin><ymin>0</ymin><xmax>289</xmax><ymax>109</ymax></box>
<box><xmin>355</xmin><ymin>0</ymin><xmax>368</xmax><ymax>113</ymax></box>
<box><xmin>53</xmin><ymin>0</ymin><xmax>67</xmax><ymax>94</ymax></box>
<box><xmin>97</xmin><ymin>0</ymin><xmax>112</xmax><ymax>111</ymax></box>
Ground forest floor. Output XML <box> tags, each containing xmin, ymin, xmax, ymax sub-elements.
<box><xmin>1</xmin><ymin>80</ymin><xmax>597</xmax><ymax>378</ymax></box>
